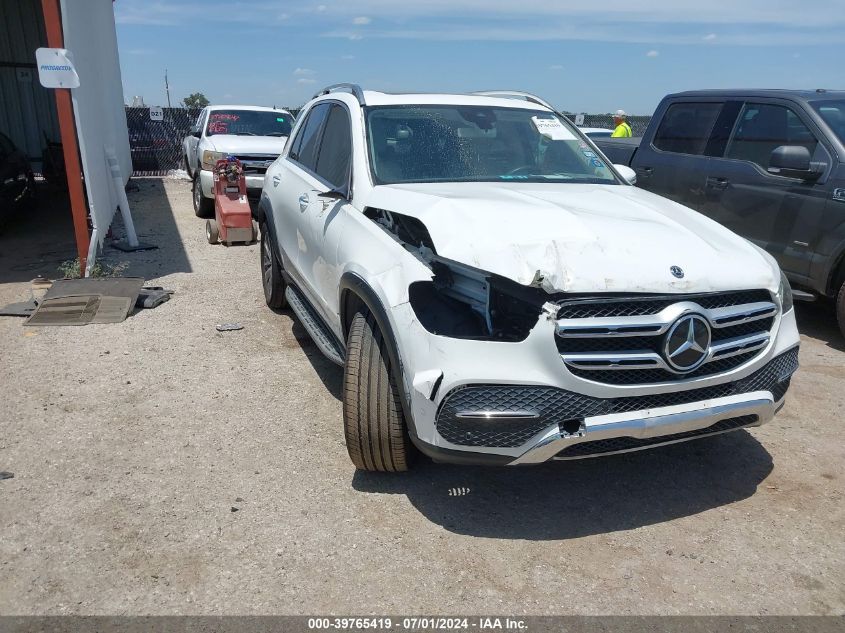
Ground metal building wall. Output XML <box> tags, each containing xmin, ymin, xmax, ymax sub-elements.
<box><xmin>0</xmin><ymin>0</ymin><xmax>60</xmax><ymax>171</ymax></box>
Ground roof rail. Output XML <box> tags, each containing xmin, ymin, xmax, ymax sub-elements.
<box><xmin>313</xmin><ymin>83</ymin><xmax>366</xmax><ymax>106</ymax></box>
<box><xmin>472</xmin><ymin>91</ymin><xmax>557</xmax><ymax>112</ymax></box>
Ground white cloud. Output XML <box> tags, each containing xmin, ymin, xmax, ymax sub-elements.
<box><xmin>294</xmin><ymin>68</ymin><xmax>316</xmax><ymax>76</ymax></box>
<box><xmin>645</xmin><ymin>49</ymin><xmax>659</xmax><ymax>57</ymax></box>
<box><xmin>317</xmin><ymin>4</ymin><xmax>327</xmax><ymax>11</ymax></box>
<box><xmin>703</xmin><ymin>33</ymin><xmax>717</xmax><ymax>40</ymax></box>
<box><xmin>341</xmin><ymin>54</ymin><xmax>356</xmax><ymax>60</ymax></box>
<box><xmin>548</xmin><ymin>64</ymin><xmax>563</xmax><ymax>70</ymax></box>
<box><xmin>352</xmin><ymin>16</ymin><xmax>372</xmax><ymax>25</ymax></box>
<box><xmin>297</xmin><ymin>78</ymin><xmax>317</xmax><ymax>84</ymax></box>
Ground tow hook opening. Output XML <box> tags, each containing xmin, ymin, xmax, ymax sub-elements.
<box><xmin>559</xmin><ymin>418</ymin><xmax>584</xmax><ymax>436</ymax></box>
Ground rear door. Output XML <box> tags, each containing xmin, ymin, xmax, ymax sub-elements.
<box><xmin>702</xmin><ymin>100</ymin><xmax>831</xmax><ymax>278</ymax></box>
<box><xmin>632</xmin><ymin>100</ymin><xmax>724</xmax><ymax>211</ymax></box>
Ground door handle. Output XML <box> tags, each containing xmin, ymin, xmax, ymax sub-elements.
<box><xmin>272</xmin><ymin>175</ymin><xmax>281</xmax><ymax>187</ymax></box>
<box><xmin>637</xmin><ymin>167</ymin><xmax>654</xmax><ymax>178</ymax></box>
<box><xmin>706</xmin><ymin>176</ymin><xmax>729</xmax><ymax>190</ymax></box>
<box><xmin>298</xmin><ymin>192</ymin><xmax>310</xmax><ymax>212</ymax></box>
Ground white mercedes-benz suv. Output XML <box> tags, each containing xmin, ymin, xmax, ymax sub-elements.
<box><xmin>257</xmin><ymin>84</ymin><xmax>800</xmax><ymax>471</ymax></box>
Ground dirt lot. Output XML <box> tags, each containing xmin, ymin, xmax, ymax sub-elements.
<box><xmin>0</xmin><ymin>178</ymin><xmax>843</xmax><ymax>615</ymax></box>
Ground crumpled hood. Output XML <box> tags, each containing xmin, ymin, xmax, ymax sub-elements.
<box><xmin>205</xmin><ymin>135</ymin><xmax>287</xmax><ymax>155</ymax></box>
<box><xmin>363</xmin><ymin>182</ymin><xmax>780</xmax><ymax>294</ymax></box>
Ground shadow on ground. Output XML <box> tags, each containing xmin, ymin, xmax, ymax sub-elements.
<box><xmin>0</xmin><ymin>178</ymin><xmax>192</xmax><ymax>287</ymax></box>
<box><xmin>0</xmin><ymin>183</ymin><xmax>77</xmax><ymax>284</ymax></box>
<box><xmin>352</xmin><ymin>431</ymin><xmax>773</xmax><ymax>540</ymax></box>
<box><xmin>794</xmin><ymin>300</ymin><xmax>844</xmax><ymax>352</ymax></box>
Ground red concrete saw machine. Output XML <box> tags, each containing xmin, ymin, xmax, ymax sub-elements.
<box><xmin>206</xmin><ymin>157</ymin><xmax>258</xmax><ymax>246</ymax></box>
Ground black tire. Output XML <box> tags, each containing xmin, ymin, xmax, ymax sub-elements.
<box><xmin>260</xmin><ymin>222</ymin><xmax>286</xmax><ymax>309</ymax></box>
<box><xmin>836</xmin><ymin>279</ymin><xmax>845</xmax><ymax>339</ymax></box>
<box><xmin>206</xmin><ymin>219</ymin><xmax>219</xmax><ymax>244</ymax></box>
<box><xmin>192</xmin><ymin>173</ymin><xmax>213</xmax><ymax>218</ymax></box>
<box><xmin>343</xmin><ymin>308</ymin><xmax>414</xmax><ymax>472</ymax></box>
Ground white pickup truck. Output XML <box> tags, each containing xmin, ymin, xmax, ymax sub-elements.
<box><xmin>183</xmin><ymin>104</ymin><xmax>294</xmax><ymax>216</ymax></box>
<box><xmin>257</xmin><ymin>85</ymin><xmax>800</xmax><ymax>472</ymax></box>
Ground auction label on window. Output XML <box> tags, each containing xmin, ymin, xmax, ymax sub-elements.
<box><xmin>531</xmin><ymin>116</ymin><xmax>575</xmax><ymax>141</ymax></box>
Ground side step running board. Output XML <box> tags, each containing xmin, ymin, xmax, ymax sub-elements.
<box><xmin>285</xmin><ymin>285</ymin><xmax>345</xmax><ymax>366</ymax></box>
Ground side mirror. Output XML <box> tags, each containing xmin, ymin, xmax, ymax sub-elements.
<box><xmin>614</xmin><ymin>164</ymin><xmax>637</xmax><ymax>185</ymax></box>
<box><xmin>768</xmin><ymin>145</ymin><xmax>823</xmax><ymax>181</ymax></box>
<box><xmin>317</xmin><ymin>185</ymin><xmax>348</xmax><ymax>201</ymax></box>
<box><xmin>191</xmin><ymin>129</ymin><xmax>201</xmax><ymax>138</ymax></box>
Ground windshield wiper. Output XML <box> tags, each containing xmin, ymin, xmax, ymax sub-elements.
<box><xmin>265</xmin><ymin>132</ymin><xmax>287</xmax><ymax>137</ymax></box>
<box><xmin>233</xmin><ymin>132</ymin><xmax>257</xmax><ymax>136</ymax></box>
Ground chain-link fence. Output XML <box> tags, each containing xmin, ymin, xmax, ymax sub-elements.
<box><xmin>123</xmin><ymin>107</ymin><xmax>649</xmax><ymax>177</ymax></box>
<box><xmin>125</xmin><ymin>107</ymin><xmax>200</xmax><ymax>176</ymax></box>
<box><xmin>564</xmin><ymin>113</ymin><xmax>652</xmax><ymax>136</ymax></box>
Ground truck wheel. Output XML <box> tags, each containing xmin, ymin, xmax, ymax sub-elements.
<box><xmin>343</xmin><ymin>308</ymin><xmax>414</xmax><ymax>472</ymax></box>
<box><xmin>836</xmin><ymin>280</ymin><xmax>845</xmax><ymax>339</ymax></box>
<box><xmin>205</xmin><ymin>219</ymin><xmax>219</xmax><ymax>244</ymax></box>
<box><xmin>192</xmin><ymin>173</ymin><xmax>213</xmax><ymax>218</ymax></box>
<box><xmin>260</xmin><ymin>222</ymin><xmax>286</xmax><ymax>309</ymax></box>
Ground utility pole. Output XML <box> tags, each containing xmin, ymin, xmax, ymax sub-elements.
<box><xmin>165</xmin><ymin>69</ymin><xmax>171</xmax><ymax>108</ymax></box>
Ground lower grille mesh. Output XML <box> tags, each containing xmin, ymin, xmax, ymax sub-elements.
<box><xmin>435</xmin><ymin>347</ymin><xmax>798</xmax><ymax>448</ymax></box>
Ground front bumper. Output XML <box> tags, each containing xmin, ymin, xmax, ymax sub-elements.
<box><xmin>198</xmin><ymin>169</ymin><xmax>265</xmax><ymax>198</ymax></box>
<box><xmin>389</xmin><ymin>300</ymin><xmax>800</xmax><ymax>465</ymax></box>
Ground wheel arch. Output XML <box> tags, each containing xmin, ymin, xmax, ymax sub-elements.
<box><xmin>338</xmin><ymin>272</ymin><xmax>420</xmax><ymax>441</ymax></box>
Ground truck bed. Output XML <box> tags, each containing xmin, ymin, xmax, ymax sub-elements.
<box><xmin>594</xmin><ymin>136</ymin><xmax>641</xmax><ymax>166</ymax></box>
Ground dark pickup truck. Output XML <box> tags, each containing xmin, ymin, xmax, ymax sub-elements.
<box><xmin>595</xmin><ymin>90</ymin><xmax>845</xmax><ymax>335</ymax></box>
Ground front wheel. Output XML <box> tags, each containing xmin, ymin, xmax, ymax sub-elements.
<box><xmin>205</xmin><ymin>219</ymin><xmax>219</xmax><ymax>244</ymax></box>
<box><xmin>192</xmin><ymin>173</ymin><xmax>213</xmax><ymax>218</ymax></box>
<box><xmin>343</xmin><ymin>308</ymin><xmax>415</xmax><ymax>472</ymax></box>
<box><xmin>260</xmin><ymin>222</ymin><xmax>286</xmax><ymax>309</ymax></box>
<box><xmin>836</xmin><ymin>279</ymin><xmax>845</xmax><ymax>339</ymax></box>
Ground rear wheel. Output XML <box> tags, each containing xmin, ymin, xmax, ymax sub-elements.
<box><xmin>192</xmin><ymin>173</ymin><xmax>213</xmax><ymax>218</ymax></box>
<box><xmin>836</xmin><ymin>279</ymin><xmax>845</xmax><ymax>339</ymax></box>
<box><xmin>260</xmin><ymin>222</ymin><xmax>286</xmax><ymax>309</ymax></box>
<box><xmin>343</xmin><ymin>308</ymin><xmax>414</xmax><ymax>472</ymax></box>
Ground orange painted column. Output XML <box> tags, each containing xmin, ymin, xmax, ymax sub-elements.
<box><xmin>40</xmin><ymin>0</ymin><xmax>90</xmax><ymax>272</ymax></box>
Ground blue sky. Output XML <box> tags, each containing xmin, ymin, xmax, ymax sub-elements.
<box><xmin>115</xmin><ymin>0</ymin><xmax>845</xmax><ymax>115</ymax></box>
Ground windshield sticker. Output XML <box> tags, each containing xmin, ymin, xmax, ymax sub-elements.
<box><xmin>531</xmin><ymin>116</ymin><xmax>575</xmax><ymax>141</ymax></box>
<box><xmin>581</xmin><ymin>150</ymin><xmax>596</xmax><ymax>158</ymax></box>
<box><xmin>208</xmin><ymin>121</ymin><xmax>229</xmax><ymax>134</ymax></box>
<box><xmin>276</xmin><ymin>117</ymin><xmax>286</xmax><ymax>122</ymax></box>
<box><xmin>590</xmin><ymin>158</ymin><xmax>605</xmax><ymax>168</ymax></box>
<box><xmin>210</xmin><ymin>113</ymin><xmax>240</xmax><ymax>121</ymax></box>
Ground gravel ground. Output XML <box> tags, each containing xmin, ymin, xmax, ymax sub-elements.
<box><xmin>0</xmin><ymin>178</ymin><xmax>843</xmax><ymax>615</ymax></box>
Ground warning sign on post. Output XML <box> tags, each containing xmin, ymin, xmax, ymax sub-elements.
<box><xmin>35</xmin><ymin>48</ymin><xmax>80</xmax><ymax>89</ymax></box>
<box><xmin>149</xmin><ymin>106</ymin><xmax>164</xmax><ymax>121</ymax></box>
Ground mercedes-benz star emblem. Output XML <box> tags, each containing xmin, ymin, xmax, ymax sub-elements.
<box><xmin>670</xmin><ymin>266</ymin><xmax>685</xmax><ymax>279</ymax></box>
<box><xmin>664</xmin><ymin>314</ymin><xmax>711</xmax><ymax>372</ymax></box>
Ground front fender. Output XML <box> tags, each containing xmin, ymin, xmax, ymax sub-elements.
<box><xmin>338</xmin><ymin>272</ymin><xmax>420</xmax><ymax>441</ymax></box>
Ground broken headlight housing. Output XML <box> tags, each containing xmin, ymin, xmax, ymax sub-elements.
<box><xmin>777</xmin><ymin>271</ymin><xmax>793</xmax><ymax>313</ymax></box>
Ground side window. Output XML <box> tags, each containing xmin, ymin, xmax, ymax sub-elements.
<box><xmin>289</xmin><ymin>103</ymin><xmax>330</xmax><ymax>171</ymax></box>
<box><xmin>725</xmin><ymin>103</ymin><xmax>819</xmax><ymax>170</ymax></box>
<box><xmin>193</xmin><ymin>109</ymin><xmax>206</xmax><ymax>134</ymax></box>
<box><xmin>652</xmin><ymin>102</ymin><xmax>722</xmax><ymax>155</ymax></box>
<box><xmin>314</xmin><ymin>105</ymin><xmax>352</xmax><ymax>188</ymax></box>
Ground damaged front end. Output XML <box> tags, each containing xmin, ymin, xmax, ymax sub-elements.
<box><xmin>365</xmin><ymin>207</ymin><xmax>556</xmax><ymax>341</ymax></box>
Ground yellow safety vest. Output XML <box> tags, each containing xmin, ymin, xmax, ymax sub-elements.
<box><xmin>611</xmin><ymin>121</ymin><xmax>632</xmax><ymax>138</ymax></box>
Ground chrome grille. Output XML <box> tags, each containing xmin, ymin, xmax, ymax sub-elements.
<box><xmin>556</xmin><ymin>290</ymin><xmax>778</xmax><ymax>385</ymax></box>
<box><xmin>553</xmin><ymin>415</ymin><xmax>759</xmax><ymax>459</ymax></box>
<box><xmin>235</xmin><ymin>154</ymin><xmax>278</xmax><ymax>175</ymax></box>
